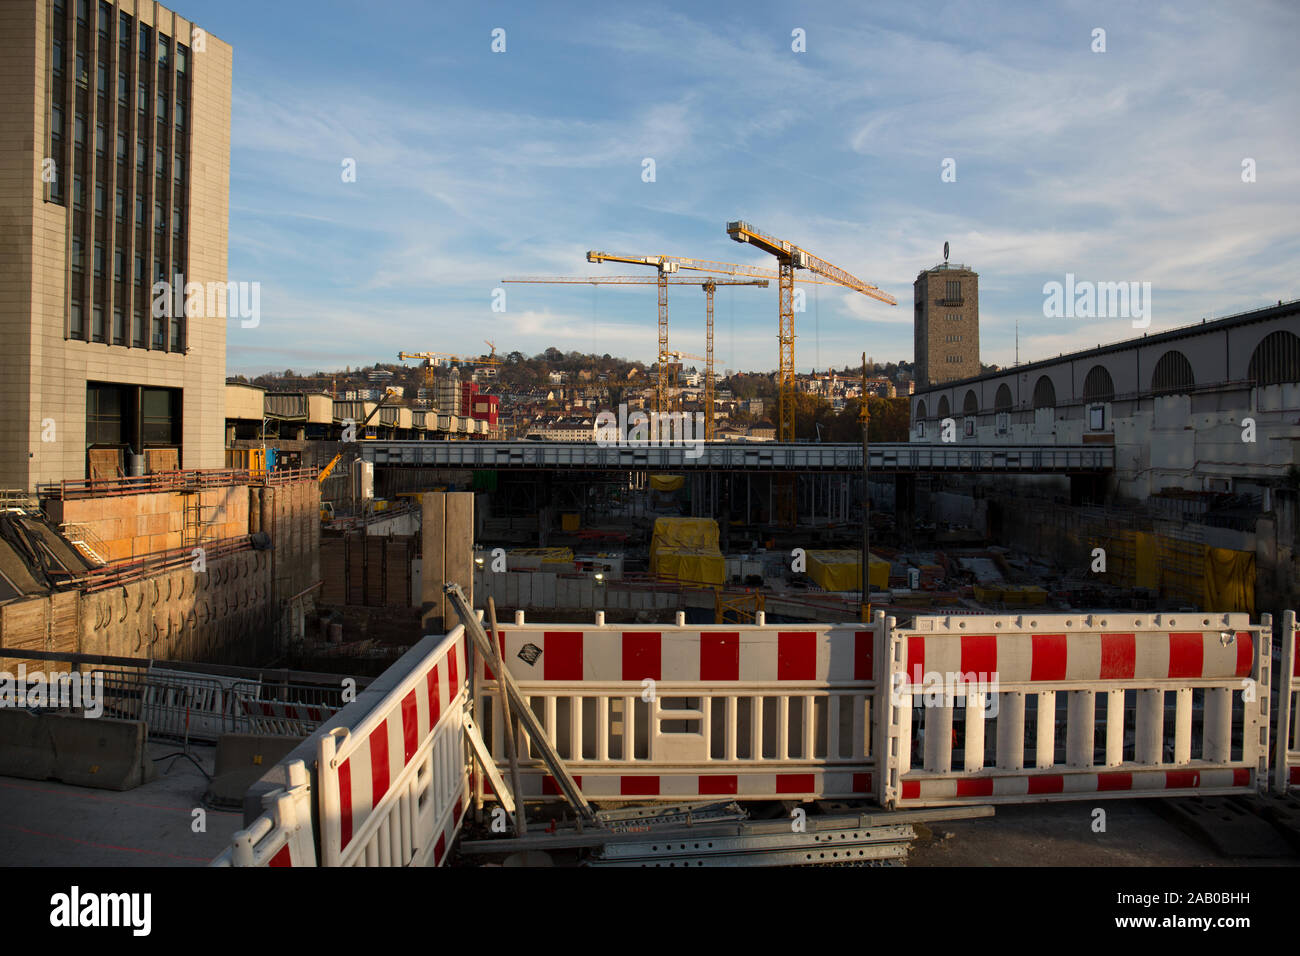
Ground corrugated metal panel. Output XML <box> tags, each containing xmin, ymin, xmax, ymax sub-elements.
<box><xmin>265</xmin><ymin>392</ymin><xmax>308</xmax><ymax>420</ymax></box>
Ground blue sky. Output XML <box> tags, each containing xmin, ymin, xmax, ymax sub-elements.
<box><xmin>174</xmin><ymin>0</ymin><xmax>1300</xmax><ymax>377</ymax></box>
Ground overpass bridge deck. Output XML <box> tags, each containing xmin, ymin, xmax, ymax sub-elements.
<box><xmin>360</xmin><ymin>441</ymin><xmax>1113</xmax><ymax>474</ymax></box>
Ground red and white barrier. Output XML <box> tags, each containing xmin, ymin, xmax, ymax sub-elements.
<box><xmin>879</xmin><ymin>612</ymin><xmax>1272</xmax><ymax>808</ymax></box>
<box><xmin>211</xmin><ymin>759</ymin><xmax>316</xmax><ymax>867</ymax></box>
<box><xmin>240</xmin><ymin>698</ymin><xmax>339</xmax><ymax>737</ymax></box>
<box><xmin>475</xmin><ymin>620</ymin><xmax>881</xmax><ymax>803</ymax></box>
<box><xmin>1275</xmin><ymin>610</ymin><xmax>1299</xmax><ymax>794</ymax></box>
<box><xmin>317</xmin><ymin>628</ymin><xmax>468</xmax><ymax>866</ymax></box>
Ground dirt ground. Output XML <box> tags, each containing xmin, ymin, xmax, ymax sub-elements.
<box><xmin>908</xmin><ymin>798</ymin><xmax>1299</xmax><ymax>867</ymax></box>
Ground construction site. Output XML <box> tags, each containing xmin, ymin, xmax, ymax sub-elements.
<box><xmin>2</xmin><ymin>212</ymin><xmax>1298</xmax><ymax>872</ymax></box>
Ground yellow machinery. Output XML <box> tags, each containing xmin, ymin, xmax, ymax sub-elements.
<box><xmin>398</xmin><ymin>350</ymin><xmax>501</xmax><ymax>388</ymax></box>
<box><xmin>318</xmin><ymin>388</ymin><xmax>398</xmax><ymax>484</ymax></box>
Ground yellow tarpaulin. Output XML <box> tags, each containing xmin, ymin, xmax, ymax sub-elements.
<box><xmin>649</xmin><ymin>474</ymin><xmax>684</xmax><ymax>492</ymax></box>
<box><xmin>650</xmin><ymin>517</ymin><xmax>723</xmax><ymax>584</ymax></box>
<box><xmin>1202</xmin><ymin>546</ymin><xmax>1255</xmax><ymax>615</ymax></box>
<box><xmin>652</xmin><ymin>548</ymin><xmax>726</xmax><ymax>586</ymax></box>
<box><xmin>1134</xmin><ymin>532</ymin><xmax>1159</xmax><ymax>590</ymax></box>
<box><xmin>804</xmin><ymin>550</ymin><xmax>889</xmax><ymax>592</ymax></box>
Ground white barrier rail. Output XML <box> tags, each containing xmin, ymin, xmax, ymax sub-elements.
<box><xmin>475</xmin><ymin>619</ymin><xmax>882</xmax><ymax>802</ymax></box>
<box><xmin>879</xmin><ymin>612</ymin><xmax>1272</xmax><ymax>807</ymax></box>
<box><xmin>211</xmin><ymin>760</ymin><xmax>316</xmax><ymax>867</ymax></box>
<box><xmin>1275</xmin><ymin>609</ymin><xmax>1298</xmax><ymax>794</ymax></box>
<box><xmin>317</xmin><ymin>627</ymin><xmax>469</xmax><ymax>866</ymax></box>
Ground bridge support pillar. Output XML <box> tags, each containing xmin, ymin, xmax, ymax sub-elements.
<box><xmin>421</xmin><ymin>491</ymin><xmax>474</xmax><ymax>635</ymax></box>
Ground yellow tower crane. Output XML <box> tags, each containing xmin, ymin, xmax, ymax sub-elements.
<box><xmin>725</xmin><ymin>221</ymin><xmax>896</xmax><ymax>442</ymax></box>
<box><xmin>501</xmin><ymin>274</ymin><xmax>767</xmax><ymax>437</ymax></box>
<box><xmin>585</xmin><ymin>250</ymin><xmax>845</xmax><ymax>425</ymax></box>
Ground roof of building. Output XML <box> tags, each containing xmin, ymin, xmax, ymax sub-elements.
<box><xmin>914</xmin><ymin>297</ymin><xmax>1300</xmax><ymax>396</ymax></box>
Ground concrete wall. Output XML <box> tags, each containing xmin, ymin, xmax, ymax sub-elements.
<box><xmin>45</xmin><ymin>484</ymin><xmax>248</xmax><ymax>561</ymax></box>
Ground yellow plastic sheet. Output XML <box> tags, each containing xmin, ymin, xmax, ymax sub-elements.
<box><xmin>804</xmin><ymin>550</ymin><xmax>889</xmax><ymax>592</ymax></box>
<box><xmin>650</xmin><ymin>518</ymin><xmax>722</xmax><ymax>584</ymax></box>
<box><xmin>649</xmin><ymin>474</ymin><xmax>684</xmax><ymax>492</ymax></box>
<box><xmin>1202</xmin><ymin>547</ymin><xmax>1255</xmax><ymax>615</ymax></box>
<box><xmin>652</xmin><ymin>548</ymin><xmax>725</xmax><ymax>585</ymax></box>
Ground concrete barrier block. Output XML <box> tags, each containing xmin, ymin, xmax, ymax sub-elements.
<box><xmin>0</xmin><ymin>711</ymin><xmax>153</xmax><ymax>791</ymax></box>
<box><xmin>48</xmin><ymin>714</ymin><xmax>154</xmax><ymax>791</ymax></box>
<box><xmin>0</xmin><ymin>710</ymin><xmax>57</xmax><ymax>781</ymax></box>
<box><xmin>207</xmin><ymin>733</ymin><xmax>302</xmax><ymax>809</ymax></box>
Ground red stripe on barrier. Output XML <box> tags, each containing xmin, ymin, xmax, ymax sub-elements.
<box><xmin>542</xmin><ymin>775</ymin><xmax>582</xmax><ymax>795</ymax></box>
<box><xmin>1235</xmin><ymin>632</ymin><xmax>1254</xmax><ymax>678</ymax></box>
<box><xmin>901</xmin><ymin>780</ymin><xmax>920</xmax><ymax>800</ymax></box>
<box><xmin>620</xmin><ymin>775</ymin><xmax>660</xmax><ymax>796</ymax></box>
<box><xmin>778</xmin><ymin>632</ymin><xmax>816</xmax><ymax>680</ymax></box>
<box><xmin>309</xmin><ymin>707</ymin><xmax>321</xmax><ymax>722</ymax></box>
<box><xmin>698</xmin><ymin>775</ymin><xmax>738</xmax><ymax>795</ymax></box>
<box><xmin>369</xmin><ymin>721</ymin><xmax>391</xmax><ymax>806</ymax></box>
<box><xmin>1291</xmin><ymin>767</ymin><xmax>1300</xmax><ymax>785</ymax></box>
<box><xmin>1165</xmin><ymin>770</ymin><xmax>1200</xmax><ymax>789</ymax></box>
<box><xmin>544</xmin><ymin>631</ymin><xmax>583</xmax><ymax>681</ymax></box>
<box><xmin>269</xmin><ymin>844</ymin><xmax>292</xmax><ymax>867</ymax></box>
<box><xmin>908</xmin><ymin>635</ymin><xmax>926</xmax><ymax>684</ymax></box>
<box><xmin>1027</xmin><ymin>775</ymin><xmax>1063</xmax><ymax>794</ymax></box>
<box><xmin>448</xmin><ymin>645</ymin><xmax>459</xmax><ymax>698</ymax></box>
<box><xmin>853</xmin><ymin>772</ymin><xmax>872</xmax><ymax>793</ymax></box>
<box><xmin>338</xmin><ymin>759</ymin><xmax>353</xmax><ymax>849</ymax></box>
<box><xmin>1097</xmin><ymin>772</ymin><xmax>1132</xmax><ymax>792</ymax></box>
<box><xmin>285</xmin><ymin>705</ymin><xmax>300</xmax><ymax>720</ymax></box>
<box><xmin>434</xmin><ymin>832</ymin><xmax>445</xmax><ymax>866</ymax></box>
<box><xmin>1233</xmin><ymin>768</ymin><xmax>1251</xmax><ymax>787</ymax></box>
<box><xmin>453</xmin><ymin>794</ymin><xmax>464</xmax><ymax>826</ymax></box>
<box><xmin>700</xmin><ymin>632</ymin><xmax>739</xmax><ymax>681</ymax></box>
<box><xmin>401</xmin><ymin>691</ymin><xmax>418</xmax><ymax>764</ymax></box>
<box><xmin>960</xmin><ymin>635</ymin><xmax>997</xmax><ymax>682</ymax></box>
<box><xmin>427</xmin><ymin>664</ymin><xmax>441</xmax><ymax>727</ymax></box>
<box><xmin>622</xmin><ymin>632</ymin><xmax>661</xmax><ymax>681</ymax></box>
<box><xmin>1031</xmin><ymin>634</ymin><xmax>1068</xmax><ymax>681</ymax></box>
<box><xmin>1099</xmin><ymin>633</ymin><xmax>1136</xmax><ymax>679</ymax></box>
<box><xmin>775</xmin><ymin>773</ymin><xmax>815</xmax><ymax>794</ymax></box>
<box><xmin>854</xmin><ymin>631</ymin><xmax>873</xmax><ymax>680</ymax></box>
<box><xmin>1168</xmin><ymin>633</ymin><xmax>1204</xmax><ymax>679</ymax></box>
<box><xmin>260</xmin><ymin>702</ymin><xmax>273</xmax><ymax>716</ymax></box>
<box><xmin>956</xmin><ymin>777</ymin><xmax>994</xmax><ymax>798</ymax></box>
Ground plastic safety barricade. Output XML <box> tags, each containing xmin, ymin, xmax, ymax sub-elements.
<box><xmin>878</xmin><ymin>612</ymin><xmax>1272</xmax><ymax>808</ymax></box>
<box><xmin>317</xmin><ymin>628</ymin><xmax>468</xmax><ymax>866</ymax></box>
<box><xmin>475</xmin><ymin>619</ymin><xmax>881</xmax><ymax>802</ymax></box>
<box><xmin>1275</xmin><ymin>610</ymin><xmax>1299</xmax><ymax>794</ymax></box>
<box><xmin>211</xmin><ymin>760</ymin><xmax>316</xmax><ymax>866</ymax></box>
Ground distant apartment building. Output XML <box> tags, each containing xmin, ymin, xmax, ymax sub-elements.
<box><xmin>914</xmin><ymin>262</ymin><xmax>979</xmax><ymax>387</ymax></box>
<box><xmin>0</xmin><ymin>0</ymin><xmax>232</xmax><ymax>487</ymax></box>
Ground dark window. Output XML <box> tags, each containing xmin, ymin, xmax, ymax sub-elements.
<box><xmin>70</xmin><ymin>302</ymin><xmax>84</xmax><ymax>338</ymax></box>
<box><xmin>134</xmin><ymin>193</ymin><xmax>143</xmax><ymax>225</ymax></box>
<box><xmin>112</xmin><ymin>308</ymin><xmax>125</xmax><ymax>345</ymax></box>
<box><xmin>114</xmin><ymin>187</ymin><xmax>124</xmax><ymax>221</ymax></box>
<box><xmin>1082</xmin><ymin>365</ymin><xmax>1115</xmax><ymax>403</ymax></box>
<box><xmin>92</xmin><ymin>304</ymin><xmax>105</xmax><ymax>342</ymax></box>
<box><xmin>1032</xmin><ymin>375</ymin><xmax>1056</xmax><ymax>409</ymax></box>
<box><xmin>113</xmin><ymin>248</ymin><xmax>123</xmax><ymax>281</ymax></box>
<box><xmin>142</xmin><ymin>387</ymin><xmax>180</xmax><ymax>444</ymax></box>
<box><xmin>52</xmin><ymin>40</ymin><xmax>64</xmax><ymax>75</ymax></box>
<box><xmin>94</xmin><ymin>180</ymin><xmax>105</xmax><ymax>214</ymax></box>
<box><xmin>1247</xmin><ymin>330</ymin><xmax>1300</xmax><ymax>387</ymax></box>
<box><xmin>1151</xmin><ymin>350</ymin><xmax>1195</xmax><ymax>396</ymax></box>
<box><xmin>87</xmin><ymin>383</ymin><xmax>125</xmax><ymax>445</ymax></box>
